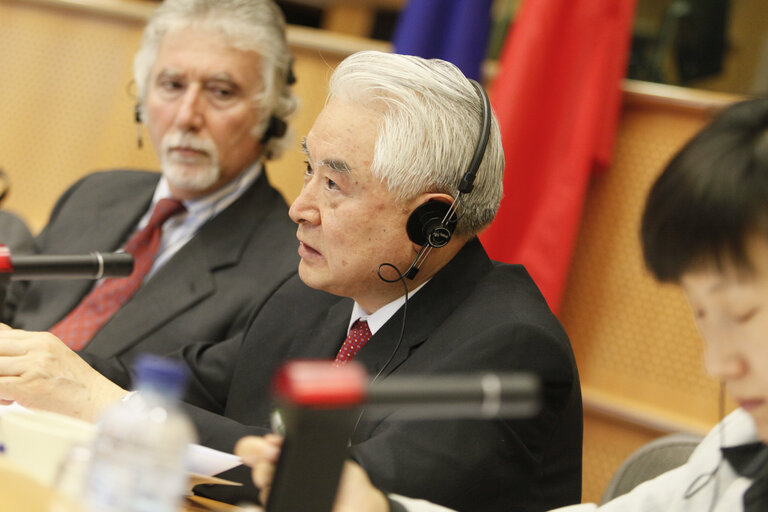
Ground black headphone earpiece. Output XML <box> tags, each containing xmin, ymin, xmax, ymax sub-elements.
<box><xmin>134</xmin><ymin>103</ymin><xmax>143</xmax><ymax>149</ymax></box>
<box><xmin>0</xmin><ymin>168</ymin><xmax>10</xmax><ymax>204</ymax></box>
<box><xmin>406</xmin><ymin>200</ymin><xmax>457</xmax><ymax>248</ymax></box>
<box><xmin>260</xmin><ymin>60</ymin><xmax>296</xmax><ymax>145</ymax></box>
<box><xmin>260</xmin><ymin>115</ymin><xmax>288</xmax><ymax>143</ymax></box>
<box><xmin>286</xmin><ymin>59</ymin><xmax>297</xmax><ymax>86</ymax></box>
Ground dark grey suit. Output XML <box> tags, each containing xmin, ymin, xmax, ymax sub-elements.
<box><xmin>0</xmin><ymin>211</ymin><xmax>34</xmax><ymax>254</ymax></box>
<box><xmin>5</xmin><ymin>169</ymin><xmax>298</xmax><ymax>375</ymax></box>
<box><xmin>90</xmin><ymin>239</ymin><xmax>581</xmax><ymax>512</ymax></box>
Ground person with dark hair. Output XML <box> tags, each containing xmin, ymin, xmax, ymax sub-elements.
<box><xmin>237</xmin><ymin>98</ymin><xmax>768</xmax><ymax>512</ymax></box>
<box><xmin>3</xmin><ymin>0</ymin><xmax>299</xmax><ymax>373</ymax></box>
<box><xmin>641</xmin><ymin>99</ymin><xmax>768</xmax><ymax>284</ymax></box>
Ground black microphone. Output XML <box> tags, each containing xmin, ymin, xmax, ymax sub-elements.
<box><xmin>272</xmin><ymin>360</ymin><xmax>540</xmax><ymax>419</ymax></box>
<box><xmin>0</xmin><ymin>252</ymin><xmax>133</xmax><ymax>280</ymax></box>
<box><xmin>366</xmin><ymin>372</ymin><xmax>540</xmax><ymax>420</ymax></box>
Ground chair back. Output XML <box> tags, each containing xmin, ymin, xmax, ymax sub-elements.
<box><xmin>601</xmin><ymin>432</ymin><xmax>703</xmax><ymax>503</ymax></box>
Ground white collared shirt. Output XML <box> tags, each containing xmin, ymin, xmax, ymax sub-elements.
<box><xmin>391</xmin><ymin>408</ymin><xmax>762</xmax><ymax>512</ymax></box>
<box><xmin>346</xmin><ymin>280</ymin><xmax>429</xmax><ymax>336</ymax></box>
<box><xmin>134</xmin><ymin>162</ymin><xmax>262</xmax><ymax>280</ymax></box>
<box><xmin>549</xmin><ymin>408</ymin><xmax>759</xmax><ymax>512</ymax></box>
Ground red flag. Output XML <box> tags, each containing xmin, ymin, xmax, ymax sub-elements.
<box><xmin>480</xmin><ymin>0</ymin><xmax>636</xmax><ymax>313</ymax></box>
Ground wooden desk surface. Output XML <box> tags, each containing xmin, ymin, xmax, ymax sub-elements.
<box><xmin>0</xmin><ymin>453</ymin><xmax>247</xmax><ymax>512</ymax></box>
<box><xmin>184</xmin><ymin>494</ymin><xmax>250</xmax><ymax>512</ymax></box>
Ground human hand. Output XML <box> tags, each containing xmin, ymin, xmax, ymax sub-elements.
<box><xmin>235</xmin><ymin>434</ymin><xmax>283</xmax><ymax>506</ymax></box>
<box><xmin>0</xmin><ymin>324</ymin><xmax>127</xmax><ymax>420</ymax></box>
<box><xmin>333</xmin><ymin>459</ymin><xmax>390</xmax><ymax>512</ymax></box>
<box><xmin>235</xmin><ymin>434</ymin><xmax>389</xmax><ymax>512</ymax></box>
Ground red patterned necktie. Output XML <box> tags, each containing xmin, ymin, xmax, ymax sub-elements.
<box><xmin>51</xmin><ymin>198</ymin><xmax>186</xmax><ymax>350</ymax></box>
<box><xmin>333</xmin><ymin>319</ymin><xmax>372</xmax><ymax>366</ymax></box>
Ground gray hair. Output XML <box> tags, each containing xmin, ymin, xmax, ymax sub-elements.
<box><xmin>328</xmin><ymin>51</ymin><xmax>504</xmax><ymax>237</ymax></box>
<box><xmin>133</xmin><ymin>0</ymin><xmax>297</xmax><ymax>159</ymax></box>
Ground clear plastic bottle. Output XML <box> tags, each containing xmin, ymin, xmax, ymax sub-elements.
<box><xmin>83</xmin><ymin>354</ymin><xmax>197</xmax><ymax>512</ymax></box>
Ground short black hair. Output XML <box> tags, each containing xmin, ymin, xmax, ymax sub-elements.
<box><xmin>641</xmin><ymin>98</ymin><xmax>768</xmax><ymax>282</ymax></box>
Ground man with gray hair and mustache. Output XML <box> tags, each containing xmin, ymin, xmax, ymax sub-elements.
<box><xmin>2</xmin><ymin>0</ymin><xmax>298</xmax><ymax>381</ymax></box>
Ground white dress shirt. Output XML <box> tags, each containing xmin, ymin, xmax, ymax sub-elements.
<box><xmin>346</xmin><ymin>281</ymin><xmax>428</xmax><ymax>336</ymax></box>
<box><xmin>135</xmin><ymin>163</ymin><xmax>261</xmax><ymax>280</ymax></box>
<box><xmin>391</xmin><ymin>408</ymin><xmax>762</xmax><ymax>512</ymax></box>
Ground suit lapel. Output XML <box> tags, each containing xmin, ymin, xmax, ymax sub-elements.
<box><xmin>194</xmin><ymin>172</ymin><xmax>282</xmax><ymax>270</ymax></box>
<box><xmin>92</xmin><ymin>189</ymin><xmax>154</xmax><ymax>250</ymax></box>
<box><xmin>285</xmin><ymin>298</ymin><xmax>353</xmax><ymax>361</ymax></box>
<box><xmin>59</xmin><ymin>175</ymin><xmax>155</xmax><ymax>254</ymax></box>
<box><xmin>40</xmin><ymin>179</ymin><xmax>155</xmax><ymax>328</ymax></box>
<box><xmin>354</xmin><ymin>238</ymin><xmax>493</xmax><ymax>379</ymax></box>
<box><xmin>349</xmin><ymin>240</ymin><xmax>493</xmax><ymax>444</ymax></box>
<box><xmin>85</xmin><ymin>235</ymin><xmax>216</xmax><ymax>358</ymax></box>
<box><xmin>84</xmin><ymin>173</ymin><xmax>283</xmax><ymax>357</ymax></box>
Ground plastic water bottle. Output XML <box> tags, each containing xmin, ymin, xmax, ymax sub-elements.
<box><xmin>83</xmin><ymin>354</ymin><xmax>197</xmax><ymax>512</ymax></box>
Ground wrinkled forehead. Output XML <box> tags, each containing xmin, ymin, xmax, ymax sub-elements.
<box><xmin>150</xmin><ymin>28</ymin><xmax>264</xmax><ymax>86</ymax></box>
<box><xmin>305</xmin><ymin>99</ymin><xmax>382</xmax><ymax>169</ymax></box>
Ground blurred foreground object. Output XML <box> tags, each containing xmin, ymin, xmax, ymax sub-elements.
<box><xmin>83</xmin><ymin>354</ymin><xmax>197</xmax><ymax>512</ymax></box>
<box><xmin>266</xmin><ymin>360</ymin><xmax>539</xmax><ymax>512</ymax></box>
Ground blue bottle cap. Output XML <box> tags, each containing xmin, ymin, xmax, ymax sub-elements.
<box><xmin>133</xmin><ymin>353</ymin><xmax>189</xmax><ymax>395</ymax></box>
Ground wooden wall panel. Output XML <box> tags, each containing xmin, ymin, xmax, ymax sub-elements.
<box><xmin>559</xmin><ymin>84</ymin><xmax>740</xmax><ymax>503</ymax></box>
<box><xmin>0</xmin><ymin>1</ymin><xmax>154</xmax><ymax>233</ymax></box>
<box><xmin>563</xmin><ymin>99</ymin><xmax>718</xmax><ymax>420</ymax></box>
<box><xmin>581</xmin><ymin>410</ymin><xmax>664</xmax><ymax>504</ymax></box>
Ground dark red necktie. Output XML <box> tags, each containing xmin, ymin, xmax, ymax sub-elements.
<box><xmin>333</xmin><ymin>319</ymin><xmax>372</xmax><ymax>366</ymax></box>
<box><xmin>51</xmin><ymin>198</ymin><xmax>186</xmax><ymax>350</ymax></box>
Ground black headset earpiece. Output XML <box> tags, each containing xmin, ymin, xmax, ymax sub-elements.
<box><xmin>134</xmin><ymin>103</ymin><xmax>143</xmax><ymax>149</ymax></box>
<box><xmin>286</xmin><ymin>59</ymin><xmax>297</xmax><ymax>86</ymax></box>
<box><xmin>0</xmin><ymin>168</ymin><xmax>10</xmax><ymax>205</ymax></box>
<box><xmin>260</xmin><ymin>60</ymin><xmax>296</xmax><ymax>145</ymax></box>
<box><xmin>260</xmin><ymin>115</ymin><xmax>288</xmax><ymax>143</ymax></box>
<box><xmin>406</xmin><ymin>200</ymin><xmax>457</xmax><ymax>248</ymax></box>
<box><xmin>404</xmin><ymin>79</ymin><xmax>492</xmax><ymax>252</ymax></box>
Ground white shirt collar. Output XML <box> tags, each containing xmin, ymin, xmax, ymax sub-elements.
<box><xmin>347</xmin><ymin>280</ymin><xmax>429</xmax><ymax>336</ymax></box>
<box><xmin>133</xmin><ymin>162</ymin><xmax>262</xmax><ymax>280</ymax></box>
<box><xmin>150</xmin><ymin>161</ymin><xmax>262</xmax><ymax>217</ymax></box>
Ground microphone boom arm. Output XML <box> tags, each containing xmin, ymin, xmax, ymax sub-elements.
<box><xmin>0</xmin><ymin>247</ymin><xmax>134</xmax><ymax>319</ymax></box>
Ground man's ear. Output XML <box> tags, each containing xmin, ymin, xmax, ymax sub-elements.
<box><xmin>406</xmin><ymin>193</ymin><xmax>457</xmax><ymax>249</ymax></box>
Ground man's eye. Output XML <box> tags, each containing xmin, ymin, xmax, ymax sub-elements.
<box><xmin>159</xmin><ymin>79</ymin><xmax>184</xmax><ymax>92</ymax></box>
<box><xmin>734</xmin><ymin>307</ymin><xmax>759</xmax><ymax>323</ymax></box>
<box><xmin>326</xmin><ymin>177</ymin><xmax>339</xmax><ymax>190</ymax></box>
<box><xmin>209</xmin><ymin>86</ymin><xmax>235</xmax><ymax>100</ymax></box>
<box><xmin>303</xmin><ymin>161</ymin><xmax>313</xmax><ymax>178</ymax></box>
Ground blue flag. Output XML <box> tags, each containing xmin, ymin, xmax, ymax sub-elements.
<box><xmin>392</xmin><ymin>0</ymin><xmax>493</xmax><ymax>81</ymax></box>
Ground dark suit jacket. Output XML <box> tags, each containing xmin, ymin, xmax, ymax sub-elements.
<box><xmin>103</xmin><ymin>238</ymin><xmax>581</xmax><ymax>512</ymax></box>
<box><xmin>0</xmin><ymin>211</ymin><xmax>34</xmax><ymax>254</ymax></box>
<box><xmin>5</xmin><ymin>169</ymin><xmax>298</xmax><ymax>378</ymax></box>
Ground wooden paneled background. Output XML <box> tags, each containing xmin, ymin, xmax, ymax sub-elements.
<box><xmin>559</xmin><ymin>84</ymin><xmax>738</xmax><ymax>501</ymax></box>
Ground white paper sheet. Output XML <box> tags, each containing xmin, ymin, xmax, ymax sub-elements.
<box><xmin>0</xmin><ymin>403</ymin><xmax>242</xmax><ymax>476</ymax></box>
